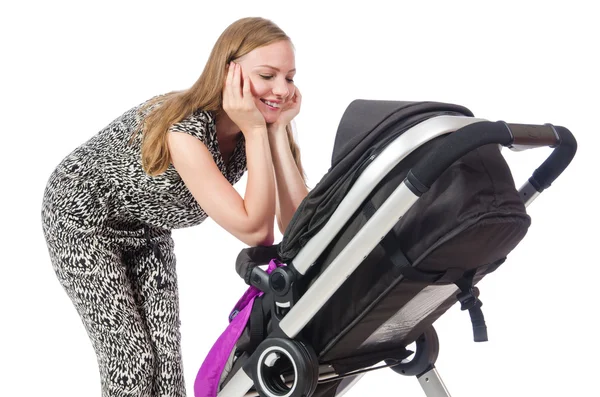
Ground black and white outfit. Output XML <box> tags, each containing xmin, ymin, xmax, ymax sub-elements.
<box><xmin>41</xmin><ymin>97</ymin><xmax>247</xmax><ymax>397</ymax></box>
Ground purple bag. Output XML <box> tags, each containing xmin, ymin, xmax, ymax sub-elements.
<box><xmin>194</xmin><ymin>259</ymin><xmax>283</xmax><ymax>396</ymax></box>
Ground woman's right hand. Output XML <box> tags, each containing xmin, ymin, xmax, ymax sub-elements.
<box><xmin>222</xmin><ymin>62</ymin><xmax>266</xmax><ymax>135</ymax></box>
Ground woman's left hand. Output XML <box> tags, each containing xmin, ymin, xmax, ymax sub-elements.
<box><xmin>269</xmin><ymin>87</ymin><xmax>302</xmax><ymax>132</ymax></box>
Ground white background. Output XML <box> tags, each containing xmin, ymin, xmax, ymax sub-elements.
<box><xmin>2</xmin><ymin>1</ymin><xmax>598</xmax><ymax>396</ymax></box>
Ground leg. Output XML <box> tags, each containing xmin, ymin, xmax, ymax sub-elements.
<box><xmin>44</xmin><ymin>229</ymin><xmax>157</xmax><ymax>397</ymax></box>
<box><xmin>123</xmin><ymin>230</ymin><xmax>186</xmax><ymax>397</ymax></box>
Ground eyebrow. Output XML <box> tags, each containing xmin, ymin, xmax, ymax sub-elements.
<box><xmin>255</xmin><ymin>65</ymin><xmax>296</xmax><ymax>73</ymax></box>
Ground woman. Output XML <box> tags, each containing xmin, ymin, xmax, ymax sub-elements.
<box><xmin>41</xmin><ymin>17</ymin><xmax>308</xmax><ymax>397</ymax></box>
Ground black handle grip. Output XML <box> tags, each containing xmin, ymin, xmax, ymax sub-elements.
<box><xmin>406</xmin><ymin>120</ymin><xmax>577</xmax><ymax>195</ymax></box>
<box><xmin>528</xmin><ymin>125</ymin><xmax>577</xmax><ymax>192</ymax></box>
<box><xmin>235</xmin><ymin>245</ymin><xmax>279</xmax><ymax>284</ymax></box>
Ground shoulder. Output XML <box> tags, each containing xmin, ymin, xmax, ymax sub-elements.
<box><xmin>169</xmin><ymin>109</ymin><xmax>216</xmax><ymax>142</ymax></box>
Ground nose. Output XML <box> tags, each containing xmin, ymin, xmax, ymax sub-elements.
<box><xmin>272</xmin><ymin>78</ymin><xmax>290</xmax><ymax>98</ymax></box>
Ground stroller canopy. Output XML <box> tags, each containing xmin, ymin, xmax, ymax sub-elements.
<box><xmin>278</xmin><ymin>100</ymin><xmax>474</xmax><ymax>262</ymax></box>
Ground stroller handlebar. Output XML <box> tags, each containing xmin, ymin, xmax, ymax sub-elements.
<box><xmin>407</xmin><ymin>120</ymin><xmax>577</xmax><ymax>195</ymax></box>
<box><xmin>526</xmin><ymin>125</ymin><xmax>577</xmax><ymax>192</ymax></box>
<box><xmin>505</xmin><ymin>123</ymin><xmax>559</xmax><ymax>149</ymax></box>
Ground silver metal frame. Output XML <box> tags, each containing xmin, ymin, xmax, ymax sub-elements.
<box><xmin>218</xmin><ymin>114</ymin><xmax>543</xmax><ymax>397</ymax></box>
<box><xmin>418</xmin><ymin>368</ymin><xmax>453</xmax><ymax>397</ymax></box>
<box><xmin>519</xmin><ymin>180</ymin><xmax>541</xmax><ymax>207</ymax></box>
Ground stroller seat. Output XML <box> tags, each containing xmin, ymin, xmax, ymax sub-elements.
<box><xmin>194</xmin><ymin>100</ymin><xmax>577</xmax><ymax>397</ymax></box>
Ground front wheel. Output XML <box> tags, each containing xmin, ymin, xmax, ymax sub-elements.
<box><xmin>251</xmin><ymin>337</ymin><xmax>318</xmax><ymax>397</ymax></box>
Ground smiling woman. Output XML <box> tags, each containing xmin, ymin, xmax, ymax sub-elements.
<box><xmin>237</xmin><ymin>42</ymin><xmax>297</xmax><ymax>122</ymax></box>
<box><xmin>40</xmin><ymin>17</ymin><xmax>308</xmax><ymax>397</ymax></box>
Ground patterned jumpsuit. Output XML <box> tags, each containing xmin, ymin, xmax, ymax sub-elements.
<box><xmin>41</xmin><ymin>98</ymin><xmax>247</xmax><ymax>397</ymax></box>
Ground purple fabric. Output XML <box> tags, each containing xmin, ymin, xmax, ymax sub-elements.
<box><xmin>194</xmin><ymin>259</ymin><xmax>282</xmax><ymax>396</ymax></box>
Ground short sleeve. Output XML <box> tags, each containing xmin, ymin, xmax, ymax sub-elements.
<box><xmin>168</xmin><ymin>110</ymin><xmax>215</xmax><ymax>143</ymax></box>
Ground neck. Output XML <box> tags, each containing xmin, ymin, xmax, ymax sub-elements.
<box><xmin>215</xmin><ymin>112</ymin><xmax>241</xmax><ymax>141</ymax></box>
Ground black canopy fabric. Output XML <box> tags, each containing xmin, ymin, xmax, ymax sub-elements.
<box><xmin>277</xmin><ymin>100</ymin><xmax>474</xmax><ymax>262</ymax></box>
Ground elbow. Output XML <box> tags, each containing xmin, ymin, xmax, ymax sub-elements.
<box><xmin>246</xmin><ymin>224</ymin><xmax>275</xmax><ymax>247</ymax></box>
<box><xmin>257</xmin><ymin>225</ymin><xmax>275</xmax><ymax>246</ymax></box>
<box><xmin>258</xmin><ymin>234</ymin><xmax>275</xmax><ymax>247</ymax></box>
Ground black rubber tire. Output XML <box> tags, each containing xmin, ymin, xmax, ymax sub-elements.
<box><xmin>296</xmin><ymin>340</ymin><xmax>319</xmax><ymax>396</ymax></box>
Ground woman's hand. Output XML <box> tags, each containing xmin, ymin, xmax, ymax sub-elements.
<box><xmin>269</xmin><ymin>86</ymin><xmax>302</xmax><ymax>133</ymax></box>
<box><xmin>222</xmin><ymin>62</ymin><xmax>266</xmax><ymax>135</ymax></box>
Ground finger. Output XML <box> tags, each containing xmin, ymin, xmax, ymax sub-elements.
<box><xmin>223</xmin><ymin>62</ymin><xmax>234</xmax><ymax>103</ymax></box>
<box><xmin>242</xmin><ymin>72</ymin><xmax>252</xmax><ymax>99</ymax></box>
<box><xmin>227</xmin><ymin>62</ymin><xmax>234</xmax><ymax>79</ymax></box>
<box><xmin>225</xmin><ymin>62</ymin><xmax>234</xmax><ymax>88</ymax></box>
<box><xmin>293</xmin><ymin>87</ymin><xmax>301</xmax><ymax>103</ymax></box>
<box><xmin>232</xmin><ymin>63</ymin><xmax>242</xmax><ymax>98</ymax></box>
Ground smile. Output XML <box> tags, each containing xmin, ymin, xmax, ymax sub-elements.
<box><xmin>260</xmin><ymin>99</ymin><xmax>281</xmax><ymax>109</ymax></box>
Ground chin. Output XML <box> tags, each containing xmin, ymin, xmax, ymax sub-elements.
<box><xmin>261</xmin><ymin>111</ymin><xmax>280</xmax><ymax>125</ymax></box>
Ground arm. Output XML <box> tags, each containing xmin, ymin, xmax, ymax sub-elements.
<box><xmin>168</xmin><ymin>128</ymin><xmax>276</xmax><ymax>246</ymax></box>
<box><xmin>269</xmin><ymin>125</ymin><xmax>309</xmax><ymax>234</ymax></box>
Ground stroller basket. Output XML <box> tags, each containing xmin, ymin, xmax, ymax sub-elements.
<box><xmin>195</xmin><ymin>100</ymin><xmax>577</xmax><ymax>397</ymax></box>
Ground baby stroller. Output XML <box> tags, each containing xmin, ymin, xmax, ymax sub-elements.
<box><xmin>194</xmin><ymin>99</ymin><xmax>577</xmax><ymax>397</ymax></box>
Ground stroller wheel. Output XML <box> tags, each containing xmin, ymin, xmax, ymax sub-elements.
<box><xmin>252</xmin><ymin>338</ymin><xmax>318</xmax><ymax>397</ymax></box>
<box><xmin>386</xmin><ymin>326</ymin><xmax>440</xmax><ymax>377</ymax></box>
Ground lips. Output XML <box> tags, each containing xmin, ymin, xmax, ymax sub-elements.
<box><xmin>260</xmin><ymin>98</ymin><xmax>282</xmax><ymax>109</ymax></box>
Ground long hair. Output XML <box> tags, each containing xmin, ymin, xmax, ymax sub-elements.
<box><xmin>136</xmin><ymin>17</ymin><xmax>306</xmax><ymax>184</ymax></box>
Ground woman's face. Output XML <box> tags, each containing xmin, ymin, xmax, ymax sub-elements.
<box><xmin>236</xmin><ymin>40</ymin><xmax>296</xmax><ymax>124</ymax></box>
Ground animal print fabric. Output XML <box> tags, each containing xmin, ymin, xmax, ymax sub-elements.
<box><xmin>41</xmin><ymin>97</ymin><xmax>247</xmax><ymax>396</ymax></box>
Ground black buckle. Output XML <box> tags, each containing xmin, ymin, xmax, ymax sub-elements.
<box><xmin>457</xmin><ymin>287</ymin><xmax>481</xmax><ymax>311</ymax></box>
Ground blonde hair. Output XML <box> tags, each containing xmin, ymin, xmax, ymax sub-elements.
<box><xmin>136</xmin><ymin>17</ymin><xmax>306</xmax><ymax>184</ymax></box>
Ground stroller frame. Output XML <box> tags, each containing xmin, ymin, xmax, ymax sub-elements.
<box><xmin>217</xmin><ymin>111</ymin><xmax>576</xmax><ymax>397</ymax></box>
